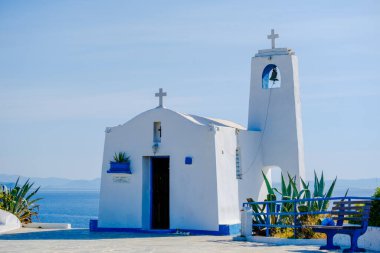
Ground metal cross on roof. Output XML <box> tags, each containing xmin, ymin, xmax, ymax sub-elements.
<box><xmin>155</xmin><ymin>88</ymin><xmax>167</xmax><ymax>108</ymax></box>
<box><xmin>267</xmin><ymin>29</ymin><xmax>279</xmax><ymax>49</ymax></box>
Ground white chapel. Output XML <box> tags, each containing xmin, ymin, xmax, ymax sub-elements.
<box><xmin>92</xmin><ymin>30</ymin><xmax>305</xmax><ymax>235</ymax></box>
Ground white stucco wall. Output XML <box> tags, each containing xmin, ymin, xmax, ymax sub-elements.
<box><xmin>214</xmin><ymin>127</ymin><xmax>240</xmax><ymax>225</ymax></box>
<box><xmin>237</xmin><ymin>130</ymin><xmax>268</xmax><ymax>203</ymax></box>
<box><xmin>247</xmin><ymin>49</ymin><xmax>305</xmax><ymax>183</ymax></box>
<box><xmin>98</xmin><ymin>108</ymin><xmax>234</xmax><ymax>232</ymax></box>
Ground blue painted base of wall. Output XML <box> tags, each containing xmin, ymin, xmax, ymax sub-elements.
<box><xmin>218</xmin><ymin>224</ymin><xmax>241</xmax><ymax>235</ymax></box>
<box><xmin>90</xmin><ymin>220</ymin><xmax>240</xmax><ymax>236</ymax></box>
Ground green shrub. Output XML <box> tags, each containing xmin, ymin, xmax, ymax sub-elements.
<box><xmin>369</xmin><ymin>187</ymin><xmax>380</xmax><ymax>227</ymax></box>
<box><xmin>272</xmin><ymin>215</ymin><xmax>326</xmax><ymax>239</ymax></box>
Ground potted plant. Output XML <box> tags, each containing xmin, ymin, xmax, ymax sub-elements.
<box><xmin>107</xmin><ymin>152</ymin><xmax>132</xmax><ymax>174</ymax></box>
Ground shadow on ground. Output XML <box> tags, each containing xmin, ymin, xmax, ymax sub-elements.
<box><xmin>209</xmin><ymin>239</ymin><xmax>272</xmax><ymax>246</ymax></box>
<box><xmin>287</xmin><ymin>250</ymin><xmax>326</xmax><ymax>253</ymax></box>
<box><xmin>0</xmin><ymin>229</ymin><xmax>177</xmax><ymax>240</ymax></box>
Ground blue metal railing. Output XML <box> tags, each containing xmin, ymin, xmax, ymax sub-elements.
<box><xmin>243</xmin><ymin>196</ymin><xmax>379</xmax><ymax>238</ymax></box>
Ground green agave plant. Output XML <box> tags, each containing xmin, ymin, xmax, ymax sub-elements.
<box><xmin>0</xmin><ymin>178</ymin><xmax>42</xmax><ymax>224</ymax></box>
<box><xmin>300</xmin><ymin>171</ymin><xmax>337</xmax><ymax>212</ymax></box>
<box><xmin>248</xmin><ymin>170</ymin><xmax>338</xmax><ymax>230</ymax></box>
<box><xmin>113</xmin><ymin>152</ymin><xmax>130</xmax><ymax>163</ymax></box>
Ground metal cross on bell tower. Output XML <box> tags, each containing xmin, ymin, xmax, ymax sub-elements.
<box><xmin>267</xmin><ymin>29</ymin><xmax>279</xmax><ymax>49</ymax></box>
<box><xmin>155</xmin><ymin>88</ymin><xmax>167</xmax><ymax>108</ymax></box>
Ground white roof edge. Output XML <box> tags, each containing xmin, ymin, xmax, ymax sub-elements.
<box><xmin>111</xmin><ymin>107</ymin><xmax>246</xmax><ymax>130</ymax></box>
<box><xmin>176</xmin><ymin>111</ymin><xmax>246</xmax><ymax>130</ymax></box>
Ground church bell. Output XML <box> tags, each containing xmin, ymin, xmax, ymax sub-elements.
<box><xmin>269</xmin><ymin>67</ymin><xmax>279</xmax><ymax>83</ymax></box>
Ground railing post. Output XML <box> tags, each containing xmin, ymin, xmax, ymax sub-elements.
<box><xmin>293</xmin><ymin>199</ymin><xmax>297</xmax><ymax>239</ymax></box>
<box><xmin>241</xmin><ymin>205</ymin><xmax>253</xmax><ymax>238</ymax></box>
<box><xmin>266</xmin><ymin>204</ymin><xmax>270</xmax><ymax>237</ymax></box>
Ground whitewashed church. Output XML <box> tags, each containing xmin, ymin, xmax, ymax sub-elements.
<box><xmin>91</xmin><ymin>30</ymin><xmax>305</xmax><ymax>235</ymax></box>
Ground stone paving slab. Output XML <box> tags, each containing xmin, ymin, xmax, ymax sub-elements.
<box><xmin>0</xmin><ymin>228</ymin><xmax>353</xmax><ymax>253</ymax></box>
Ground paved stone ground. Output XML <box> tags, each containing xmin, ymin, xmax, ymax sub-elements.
<box><xmin>0</xmin><ymin>228</ymin><xmax>341</xmax><ymax>253</ymax></box>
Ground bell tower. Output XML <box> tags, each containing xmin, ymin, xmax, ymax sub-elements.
<box><xmin>247</xmin><ymin>29</ymin><xmax>305</xmax><ymax>181</ymax></box>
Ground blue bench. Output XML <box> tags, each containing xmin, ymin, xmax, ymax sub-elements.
<box><xmin>311</xmin><ymin>200</ymin><xmax>372</xmax><ymax>252</ymax></box>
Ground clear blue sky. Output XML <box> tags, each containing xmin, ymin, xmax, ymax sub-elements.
<box><xmin>0</xmin><ymin>1</ymin><xmax>379</xmax><ymax>180</ymax></box>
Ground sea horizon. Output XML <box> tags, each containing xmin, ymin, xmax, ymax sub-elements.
<box><xmin>33</xmin><ymin>186</ymin><xmax>378</xmax><ymax>229</ymax></box>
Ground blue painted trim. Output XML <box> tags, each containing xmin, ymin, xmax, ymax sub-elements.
<box><xmin>150</xmin><ymin>157</ymin><xmax>153</xmax><ymax>228</ymax></box>
<box><xmin>107</xmin><ymin>161</ymin><xmax>132</xmax><ymax>174</ymax></box>
<box><xmin>89</xmin><ymin>219</ymin><xmax>98</xmax><ymax>231</ymax></box>
<box><xmin>218</xmin><ymin>224</ymin><xmax>241</xmax><ymax>235</ymax></box>
<box><xmin>106</xmin><ymin>171</ymin><xmax>132</xmax><ymax>174</ymax></box>
<box><xmin>177</xmin><ymin>224</ymin><xmax>240</xmax><ymax>235</ymax></box>
<box><xmin>90</xmin><ymin>220</ymin><xmax>240</xmax><ymax>235</ymax></box>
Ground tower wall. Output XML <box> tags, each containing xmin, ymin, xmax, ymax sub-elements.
<box><xmin>247</xmin><ymin>49</ymin><xmax>305</xmax><ymax>181</ymax></box>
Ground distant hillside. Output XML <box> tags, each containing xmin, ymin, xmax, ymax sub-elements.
<box><xmin>333</xmin><ymin>178</ymin><xmax>380</xmax><ymax>190</ymax></box>
<box><xmin>0</xmin><ymin>173</ymin><xmax>100</xmax><ymax>191</ymax></box>
<box><xmin>327</xmin><ymin>178</ymin><xmax>379</xmax><ymax>197</ymax></box>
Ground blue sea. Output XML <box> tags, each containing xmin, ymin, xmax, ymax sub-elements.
<box><xmin>33</xmin><ymin>188</ymin><xmax>375</xmax><ymax>228</ymax></box>
<box><xmin>35</xmin><ymin>191</ymin><xmax>99</xmax><ymax>228</ymax></box>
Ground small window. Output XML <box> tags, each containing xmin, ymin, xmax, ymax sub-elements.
<box><xmin>262</xmin><ymin>64</ymin><xmax>281</xmax><ymax>89</ymax></box>
<box><xmin>153</xmin><ymin>122</ymin><xmax>162</xmax><ymax>143</ymax></box>
<box><xmin>236</xmin><ymin>147</ymin><xmax>242</xmax><ymax>179</ymax></box>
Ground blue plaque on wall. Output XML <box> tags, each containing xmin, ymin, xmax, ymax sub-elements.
<box><xmin>185</xmin><ymin>157</ymin><xmax>192</xmax><ymax>165</ymax></box>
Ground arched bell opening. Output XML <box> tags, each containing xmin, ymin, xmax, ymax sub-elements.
<box><xmin>262</xmin><ymin>64</ymin><xmax>281</xmax><ymax>89</ymax></box>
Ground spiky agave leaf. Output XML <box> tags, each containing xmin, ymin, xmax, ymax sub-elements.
<box><xmin>273</xmin><ymin>187</ymin><xmax>283</xmax><ymax>196</ymax></box>
<box><xmin>344</xmin><ymin>188</ymin><xmax>349</xmax><ymax>197</ymax></box>
<box><xmin>281</xmin><ymin>173</ymin><xmax>287</xmax><ymax>197</ymax></box>
<box><xmin>300</xmin><ymin>178</ymin><xmax>311</xmax><ymax>209</ymax></box>
<box><xmin>288</xmin><ymin>174</ymin><xmax>298</xmax><ymax>200</ymax></box>
<box><xmin>287</xmin><ymin>182</ymin><xmax>292</xmax><ymax>198</ymax></box>
<box><xmin>25</xmin><ymin>186</ymin><xmax>40</xmax><ymax>202</ymax></box>
<box><xmin>319</xmin><ymin>172</ymin><xmax>325</xmax><ymax>197</ymax></box>
<box><xmin>300</xmin><ymin>178</ymin><xmax>311</xmax><ymax>198</ymax></box>
<box><xmin>311</xmin><ymin>171</ymin><xmax>324</xmax><ymax>210</ymax></box>
<box><xmin>313</xmin><ymin>171</ymin><xmax>319</xmax><ymax>197</ymax></box>
<box><xmin>265</xmin><ymin>193</ymin><xmax>277</xmax><ymax>224</ymax></box>
<box><xmin>300</xmin><ymin>178</ymin><xmax>309</xmax><ymax>190</ymax></box>
<box><xmin>262</xmin><ymin>171</ymin><xmax>275</xmax><ymax>195</ymax></box>
<box><xmin>321</xmin><ymin>176</ymin><xmax>337</xmax><ymax>211</ymax></box>
<box><xmin>316</xmin><ymin>172</ymin><xmax>325</xmax><ymax>210</ymax></box>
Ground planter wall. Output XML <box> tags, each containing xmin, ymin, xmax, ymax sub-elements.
<box><xmin>236</xmin><ymin>226</ymin><xmax>380</xmax><ymax>252</ymax></box>
<box><xmin>334</xmin><ymin>226</ymin><xmax>380</xmax><ymax>251</ymax></box>
<box><xmin>0</xmin><ymin>209</ymin><xmax>21</xmax><ymax>233</ymax></box>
